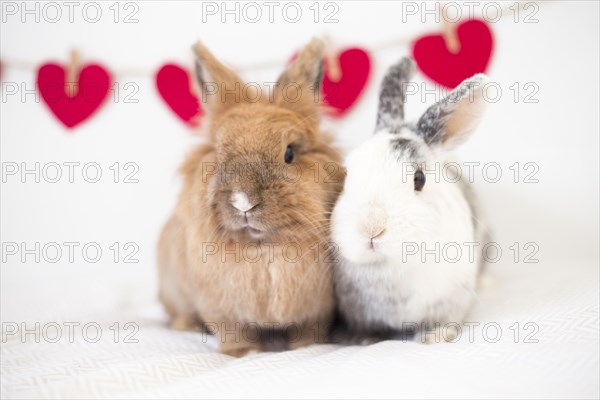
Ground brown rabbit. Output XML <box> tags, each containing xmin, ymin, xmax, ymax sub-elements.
<box><xmin>157</xmin><ymin>39</ymin><xmax>345</xmax><ymax>357</ymax></box>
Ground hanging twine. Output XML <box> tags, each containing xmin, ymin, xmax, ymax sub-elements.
<box><xmin>0</xmin><ymin>1</ymin><xmax>545</xmax><ymax>78</ymax></box>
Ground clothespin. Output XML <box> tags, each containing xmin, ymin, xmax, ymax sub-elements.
<box><xmin>66</xmin><ymin>49</ymin><xmax>80</xmax><ymax>96</ymax></box>
<box><xmin>324</xmin><ymin>35</ymin><xmax>341</xmax><ymax>82</ymax></box>
<box><xmin>441</xmin><ymin>3</ymin><xmax>460</xmax><ymax>54</ymax></box>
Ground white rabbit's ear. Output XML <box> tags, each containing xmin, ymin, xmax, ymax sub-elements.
<box><xmin>416</xmin><ymin>74</ymin><xmax>489</xmax><ymax>149</ymax></box>
<box><xmin>376</xmin><ymin>57</ymin><xmax>416</xmax><ymax>133</ymax></box>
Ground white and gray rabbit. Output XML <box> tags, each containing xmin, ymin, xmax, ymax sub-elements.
<box><xmin>331</xmin><ymin>58</ymin><xmax>490</xmax><ymax>343</ymax></box>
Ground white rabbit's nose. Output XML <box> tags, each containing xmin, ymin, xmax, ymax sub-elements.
<box><xmin>369</xmin><ymin>226</ymin><xmax>385</xmax><ymax>239</ymax></box>
<box><xmin>368</xmin><ymin>227</ymin><xmax>386</xmax><ymax>250</ymax></box>
<box><xmin>361</xmin><ymin>204</ymin><xmax>387</xmax><ymax>248</ymax></box>
<box><xmin>362</xmin><ymin>222</ymin><xmax>387</xmax><ymax>246</ymax></box>
<box><xmin>231</xmin><ymin>192</ymin><xmax>258</xmax><ymax>212</ymax></box>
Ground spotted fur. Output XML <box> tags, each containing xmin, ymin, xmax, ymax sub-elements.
<box><xmin>332</xmin><ymin>58</ymin><xmax>490</xmax><ymax>339</ymax></box>
<box><xmin>375</xmin><ymin>58</ymin><xmax>416</xmax><ymax>133</ymax></box>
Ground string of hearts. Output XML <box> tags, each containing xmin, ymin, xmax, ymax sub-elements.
<box><xmin>2</xmin><ymin>10</ymin><xmax>506</xmax><ymax>129</ymax></box>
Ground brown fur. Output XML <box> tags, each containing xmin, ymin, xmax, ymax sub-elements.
<box><xmin>157</xmin><ymin>39</ymin><xmax>345</xmax><ymax>357</ymax></box>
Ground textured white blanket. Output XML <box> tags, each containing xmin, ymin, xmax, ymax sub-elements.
<box><xmin>2</xmin><ymin>255</ymin><xmax>598</xmax><ymax>399</ymax></box>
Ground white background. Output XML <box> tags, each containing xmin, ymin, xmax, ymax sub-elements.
<box><xmin>1</xmin><ymin>1</ymin><xmax>599</xmax><ymax>398</ymax></box>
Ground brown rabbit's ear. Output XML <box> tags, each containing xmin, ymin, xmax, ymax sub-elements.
<box><xmin>273</xmin><ymin>38</ymin><xmax>324</xmax><ymax>119</ymax></box>
<box><xmin>192</xmin><ymin>42</ymin><xmax>246</xmax><ymax>114</ymax></box>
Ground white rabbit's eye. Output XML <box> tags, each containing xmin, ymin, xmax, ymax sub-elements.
<box><xmin>284</xmin><ymin>145</ymin><xmax>294</xmax><ymax>164</ymax></box>
<box><xmin>414</xmin><ymin>170</ymin><xmax>426</xmax><ymax>191</ymax></box>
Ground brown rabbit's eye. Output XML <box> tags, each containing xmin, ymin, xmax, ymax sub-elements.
<box><xmin>284</xmin><ymin>145</ymin><xmax>294</xmax><ymax>164</ymax></box>
<box><xmin>414</xmin><ymin>170</ymin><xmax>426</xmax><ymax>191</ymax></box>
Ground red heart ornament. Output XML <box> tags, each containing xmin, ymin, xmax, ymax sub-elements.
<box><xmin>322</xmin><ymin>48</ymin><xmax>371</xmax><ymax>117</ymax></box>
<box><xmin>156</xmin><ymin>64</ymin><xmax>202</xmax><ymax>127</ymax></box>
<box><xmin>37</xmin><ymin>63</ymin><xmax>111</xmax><ymax>128</ymax></box>
<box><xmin>412</xmin><ymin>19</ymin><xmax>493</xmax><ymax>88</ymax></box>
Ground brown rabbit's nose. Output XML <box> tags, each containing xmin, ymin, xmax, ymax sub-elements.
<box><xmin>231</xmin><ymin>192</ymin><xmax>259</xmax><ymax>213</ymax></box>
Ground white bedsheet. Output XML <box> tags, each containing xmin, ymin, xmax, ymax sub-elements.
<box><xmin>2</xmin><ymin>253</ymin><xmax>598</xmax><ymax>399</ymax></box>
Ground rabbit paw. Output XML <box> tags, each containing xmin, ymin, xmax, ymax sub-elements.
<box><xmin>420</xmin><ymin>325</ymin><xmax>460</xmax><ymax>344</ymax></box>
<box><xmin>170</xmin><ymin>315</ymin><xmax>200</xmax><ymax>331</ymax></box>
<box><xmin>220</xmin><ymin>343</ymin><xmax>262</xmax><ymax>358</ymax></box>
